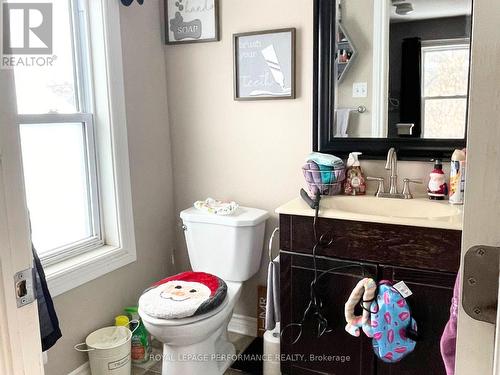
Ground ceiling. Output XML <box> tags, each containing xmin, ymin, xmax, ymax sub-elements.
<box><xmin>391</xmin><ymin>0</ymin><xmax>472</xmax><ymax>22</ymax></box>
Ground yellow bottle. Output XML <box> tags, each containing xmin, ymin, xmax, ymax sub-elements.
<box><xmin>114</xmin><ymin>315</ymin><xmax>130</xmax><ymax>328</ymax></box>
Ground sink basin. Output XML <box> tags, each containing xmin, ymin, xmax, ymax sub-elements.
<box><xmin>322</xmin><ymin>195</ymin><xmax>461</xmax><ymax>219</ymax></box>
<box><xmin>276</xmin><ymin>195</ymin><xmax>463</xmax><ymax>230</ymax></box>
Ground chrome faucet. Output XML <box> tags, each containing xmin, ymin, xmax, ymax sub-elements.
<box><xmin>385</xmin><ymin>147</ymin><xmax>399</xmax><ymax>194</ymax></box>
<box><xmin>367</xmin><ymin>148</ymin><xmax>422</xmax><ymax>199</ymax></box>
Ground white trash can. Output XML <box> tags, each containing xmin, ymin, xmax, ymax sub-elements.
<box><xmin>75</xmin><ymin>323</ymin><xmax>137</xmax><ymax>375</ymax></box>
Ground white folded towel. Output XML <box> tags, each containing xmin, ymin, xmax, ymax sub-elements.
<box><xmin>335</xmin><ymin>108</ymin><xmax>351</xmax><ymax>138</ymax></box>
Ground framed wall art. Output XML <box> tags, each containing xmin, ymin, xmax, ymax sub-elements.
<box><xmin>165</xmin><ymin>0</ymin><xmax>220</xmax><ymax>44</ymax></box>
<box><xmin>233</xmin><ymin>28</ymin><xmax>296</xmax><ymax>101</ymax></box>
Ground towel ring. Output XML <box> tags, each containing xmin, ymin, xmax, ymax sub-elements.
<box><xmin>268</xmin><ymin>227</ymin><xmax>280</xmax><ymax>262</ymax></box>
<box><xmin>336</xmin><ymin>105</ymin><xmax>367</xmax><ymax>114</ymax></box>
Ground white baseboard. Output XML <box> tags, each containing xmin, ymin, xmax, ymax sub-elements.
<box><xmin>67</xmin><ymin>362</ymin><xmax>90</xmax><ymax>375</ymax></box>
<box><xmin>228</xmin><ymin>313</ymin><xmax>257</xmax><ymax>337</ymax></box>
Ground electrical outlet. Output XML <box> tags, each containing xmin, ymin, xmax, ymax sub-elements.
<box><xmin>353</xmin><ymin>82</ymin><xmax>368</xmax><ymax>98</ymax></box>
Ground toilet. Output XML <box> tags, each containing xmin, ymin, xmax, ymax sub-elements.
<box><xmin>139</xmin><ymin>205</ymin><xmax>268</xmax><ymax>375</ymax></box>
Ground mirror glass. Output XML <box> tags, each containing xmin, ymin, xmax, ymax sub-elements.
<box><xmin>333</xmin><ymin>0</ymin><xmax>472</xmax><ymax>139</ymax></box>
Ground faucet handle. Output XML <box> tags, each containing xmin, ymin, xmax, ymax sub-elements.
<box><xmin>402</xmin><ymin>178</ymin><xmax>422</xmax><ymax>199</ymax></box>
<box><xmin>367</xmin><ymin>176</ymin><xmax>385</xmax><ymax>196</ymax></box>
<box><xmin>404</xmin><ymin>178</ymin><xmax>422</xmax><ymax>184</ymax></box>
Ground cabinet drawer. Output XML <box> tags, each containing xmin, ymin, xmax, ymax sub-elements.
<box><xmin>279</xmin><ymin>214</ymin><xmax>461</xmax><ymax>273</ymax></box>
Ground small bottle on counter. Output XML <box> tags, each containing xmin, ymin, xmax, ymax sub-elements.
<box><xmin>427</xmin><ymin>159</ymin><xmax>448</xmax><ymax>200</ymax></box>
<box><xmin>344</xmin><ymin>152</ymin><xmax>366</xmax><ymax>196</ymax></box>
<box><xmin>449</xmin><ymin>149</ymin><xmax>466</xmax><ymax>205</ymax></box>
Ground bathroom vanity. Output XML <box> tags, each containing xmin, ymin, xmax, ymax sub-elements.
<box><xmin>277</xmin><ymin>196</ymin><xmax>462</xmax><ymax>375</ymax></box>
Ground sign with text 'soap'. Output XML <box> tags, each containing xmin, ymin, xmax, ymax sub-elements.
<box><xmin>1</xmin><ymin>2</ymin><xmax>55</xmax><ymax>69</ymax></box>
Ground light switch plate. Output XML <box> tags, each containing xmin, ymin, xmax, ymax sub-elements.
<box><xmin>353</xmin><ymin>82</ymin><xmax>368</xmax><ymax>98</ymax></box>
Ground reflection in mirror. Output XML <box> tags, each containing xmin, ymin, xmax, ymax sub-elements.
<box><xmin>333</xmin><ymin>0</ymin><xmax>472</xmax><ymax>140</ymax></box>
<box><xmin>336</xmin><ymin>25</ymin><xmax>357</xmax><ymax>82</ymax></box>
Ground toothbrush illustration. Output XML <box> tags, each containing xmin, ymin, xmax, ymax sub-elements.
<box><xmin>261</xmin><ymin>44</ymin><xmax>286</xmax><ymax>90</ymax></box>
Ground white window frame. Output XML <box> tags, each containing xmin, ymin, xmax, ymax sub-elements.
<box><xmin>420</xmin><ymin>38</ymin><xmax>470</xmax><ymax>138</ymax></box>
<box><xmin>19</xmin><ymin>113</ymin><xmax>103</xmax><ymax>266</ymax></box>
<box><xmin>18</xmin><ymin>0</ymin><xmax>136</xmax><ymax>297</ymax></box>
<box><xmin>18</xmin><ymin>0</ymin><xmax>102</xmax><ymax>264</ymax></box>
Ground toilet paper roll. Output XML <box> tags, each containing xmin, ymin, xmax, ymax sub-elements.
<box><xmin>263</xmin><ymin>323</ymin><xmax>281</xmax><ymax>375</ymax></box>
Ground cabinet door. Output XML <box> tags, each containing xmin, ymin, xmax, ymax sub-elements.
<box><xmin>376</xmin><ymin>266</ymin><xmax>456</xmax><ymax>375</ymax></box>
<box><xmin>281</xmin><ymin>252</ymin><xmax>377</xmax><ymax>375</ymax></box>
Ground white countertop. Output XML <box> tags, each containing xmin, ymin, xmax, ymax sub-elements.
<box><xmin>276</xmin><ymin>195</ymin><xmax>463</xmax><ymax>231</ymax></box>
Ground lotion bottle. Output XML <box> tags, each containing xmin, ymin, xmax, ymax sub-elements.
<box><xmin>344</xmin><ymin>152</ymin><xmax>366</xmax><ymax>195</ymax></box>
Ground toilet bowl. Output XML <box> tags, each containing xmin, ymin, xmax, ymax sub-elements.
<box><xmin>138</xmin><ymin>206</ymin><xmax>268</xmax><ymax>375</ymax></box>
<box><xmin>140</xmin><ymin>281</ymin><xmax>242</xmax><ymax>375</ymax></box>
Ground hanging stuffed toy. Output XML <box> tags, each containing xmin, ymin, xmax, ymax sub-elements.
<box><xmin>370</xmin><ymin>281</ymin><xmax>418</xmax><ymax>363</ymax></box>
<box><xmin>139</xmin><ymin>271</ymin><xmax>227</xmax><ymax>319</ymax></box>
<box><xmin>344</xmin><ymin>278</ymin><xmax>377</xmax><ymax>338</ymax></box>
<box><xmin>120</xmin><ymin>0</ymin><xmax>144</xmax><ymax>6</ymax></box>
<box><xmin>344</xmin><ymin>279</ymin><xmax>418</xmax><ymax>363</ymax></box>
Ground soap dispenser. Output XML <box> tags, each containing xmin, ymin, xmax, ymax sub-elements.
<box><xmin>344</xmin><ymin>152</ymin><xmax>366</xmax><ymax>195</ymax></box>
<box><xmin>427</xmin><ymin>159</ymin><xmax>448</xmax><ymax>200</ymax></box>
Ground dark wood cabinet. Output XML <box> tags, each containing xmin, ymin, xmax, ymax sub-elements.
<box><xmin>281</xmin><ymin>252</ymin><xmax>377</xmax><ymax>375</ymax></box>
<box><xmin>376</xmin><ymin>266</ymin><xmax>456</xmax><ymax>375</ymax></box>
<box><xmin>279</xmin><ymin>214</ymin><xmax>461</xmax><ymax>375</ymax></box>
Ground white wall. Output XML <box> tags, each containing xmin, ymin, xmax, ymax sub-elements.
<box><xmin>44</xmin><ymin>2</ymin><xmax>174</xmax><ymax>374</ymax></box>
<box><xmin>165</xmin><ymin>0</ymin><xmax>440</xmax><ymax>319</ymax></box>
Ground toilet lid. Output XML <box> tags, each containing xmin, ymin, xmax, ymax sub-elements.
<box><xmin>138</xmin><ymin>271</ymin><xmax>227</xmax><ymax>320</ymax></box>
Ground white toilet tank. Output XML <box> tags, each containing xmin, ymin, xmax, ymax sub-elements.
<box><xmin>180</xmin><ymin>206</ymin><xmax>268</xmax><ymax>282</ymax></box>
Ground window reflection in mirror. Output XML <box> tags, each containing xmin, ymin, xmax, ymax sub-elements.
<box><xmin>333</xmin><ymin>0</ymin><xmax>472</xmax><ymax>139</ymax></box>
<box><xmin>420</xmin><ymin>41</ymin><xmax>469</xmax><ymax>139</ymax></box>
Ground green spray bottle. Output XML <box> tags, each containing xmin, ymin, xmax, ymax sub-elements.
<box><xmin>124</xmin><ymin>306</ymin><xmax>152</xmax><ymax>364</ymax></box>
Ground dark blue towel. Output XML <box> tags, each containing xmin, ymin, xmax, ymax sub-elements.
<box><xmin>32</xmin><ymin>246</ymin><xmax>62</xmax><ymax>351</ymax></box>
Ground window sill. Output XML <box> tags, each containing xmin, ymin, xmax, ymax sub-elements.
<box><xmin>45</xmin><ymin>243</ymin><xmax>136</xmax><ymax>297</ymax></box>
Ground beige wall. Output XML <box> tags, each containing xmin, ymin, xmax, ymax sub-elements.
<box><xmin>166</xmin><ymin>0</ymin><xmax>314</xmax><ymax>316</ymax></box>
<box><xmin>165</xmin><ymin>0</ymin><xmax>436</xmax><ymax>318</ymax></box>
<box><xmin>44</xmin><ymin>2</ymin><xmax>175</xmax><ymax>374</ymax></box>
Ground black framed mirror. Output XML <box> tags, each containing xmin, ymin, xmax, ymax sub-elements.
<box><xmin>313</xmin><ymin>0</ymin><xmax>471</xmax><ymax>160</ymax></box>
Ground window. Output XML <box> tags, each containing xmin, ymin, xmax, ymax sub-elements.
<box><xmin>16</xmin><ymin>0</ymin><xmax>101</xmax><ymax>264</ymax></box>
<box><xmin>421</xmin><ymin>40</ymin><xmax>470</xmax><ymax>139</ymax></box>
<box><xmin>12</xmin><ymin>0</ymin><xmax>136</xmax><ymax>296</ymax></box>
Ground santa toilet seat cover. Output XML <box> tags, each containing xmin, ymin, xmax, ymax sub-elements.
<box><xmin>138</xmin><ymin>271</ymin><xmax>228</xmax><ymax>320</ymax></box>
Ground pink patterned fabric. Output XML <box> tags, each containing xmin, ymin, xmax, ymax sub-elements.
<box><xmin>371</xmin><ymin>281</ymin><xmax>417</xmax><ymax>363</ymax></box>
<box><xmin>440</xmin><ymin>275</ymin><xmax>460</xmax><ymax>375</ymax></box>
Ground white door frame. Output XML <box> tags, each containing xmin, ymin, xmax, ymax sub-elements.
<box><xmin>455</xmin><ymin>0</ymin><xmax>500</xmax><ymax>373</ymax></box>
<box><xmin>0</xmin><ymin>69</ymin><xmax>44</xmax><ymax>373</ymax></box>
